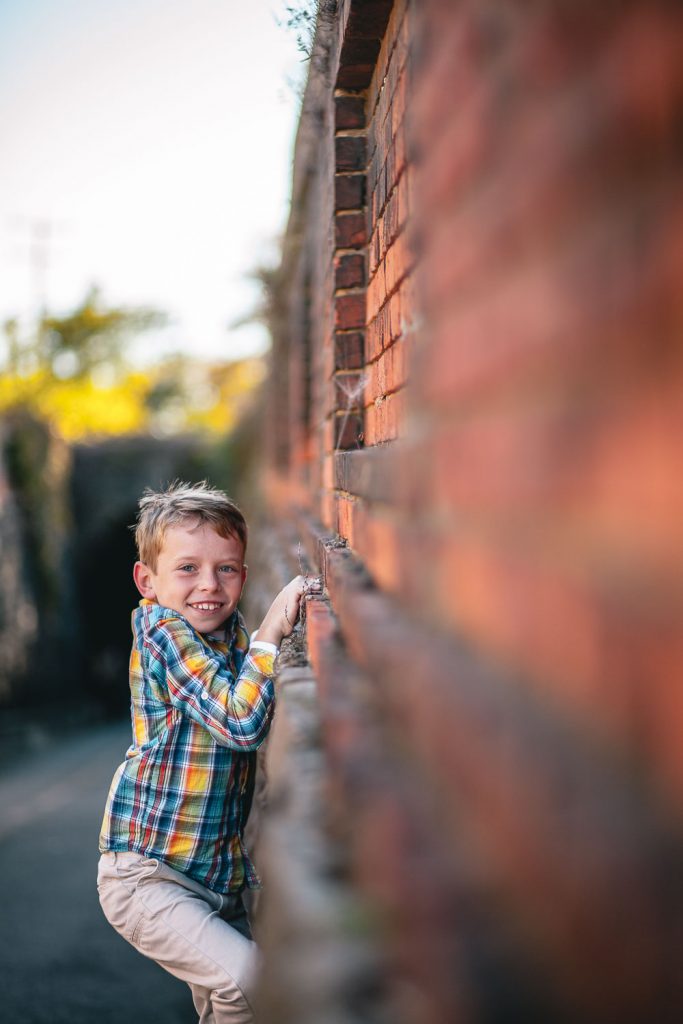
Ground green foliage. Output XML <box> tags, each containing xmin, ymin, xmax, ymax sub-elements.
<box><xmin>279</xmin><ymin>2</ymin><xmax>318</xmax><ymax>58</ymax></box>
<box><xmin>1</xmin><ymin>289</ymin><xmax>265</xmax><ymax>442</ymax></box>
<box><xmin>278</xmin><ymin>1</ymin><xmax>337</xmax><ymax>59</ymax></box>
<box><xmin>2</xmin><ymin>408</ymin><xmax>72</xmax><ymax>621</ymax></box>
<box><xmin>39</xmin><ymin>285</ymin><xmax>166</xmax><ymax>379</ymax></box>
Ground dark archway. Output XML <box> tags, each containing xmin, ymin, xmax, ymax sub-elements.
<box><xmin>76</xmin><ymin>508</ymin><xmax>140</xmax><ymax>716</ymax></box>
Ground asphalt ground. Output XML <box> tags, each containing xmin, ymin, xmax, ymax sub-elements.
<box><xmin>0</xmin><ymin>719</ymin><xmax>195</xmax><ymax>1024</ymax></box>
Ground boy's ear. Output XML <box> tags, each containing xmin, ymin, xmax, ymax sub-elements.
<box><xmin>240</xmin><ymin>563</ymin><xmax>248</xmax><ymax>590</ymax></box>
<box><xmin>133</xmin><ymin>561</ymin><xmax>157</xmax><ymax>600</ymax></box>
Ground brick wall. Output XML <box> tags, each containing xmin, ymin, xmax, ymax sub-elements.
<box><xmin>255</xmin><ymin>2</ymin><xmax>683</xmax><ymax>1021</ymax></box>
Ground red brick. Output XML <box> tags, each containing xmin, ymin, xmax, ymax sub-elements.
<box><xmin>387</xmin><ymin>287</ymin><xmax>402</xmax><ymax>343</ymax></box>
<box><xmin>334</xmin><ymin>292</ymin><xmax>365</xmax><ymax>331</ymax></box>
<box><xmin>324</xmin><ymin>538</ymin><xmax>682</xmax><ymax>1020</ymax></box>
<box><xmin>397</xmin><ymin>168</ymin><xmax>410</xmax><ymax>229</ymax></box>
<box><xmin>320</xmin><ymin>490</ymin><xmax>335</xmax><ymax>532</ymax></box>
<box><xmin>384</xmin><ymin>239</ymin><xmax>397</xmax><ymax>296</ymax></box>
<box><xmin>303</xmin><ymin>597</ymin><xmax>336</xmax><ymax>673</ymax></box>
<box><xmin>334</xmin><ymin>93</ymin><xmax>366</xmax><ymax>131</ymax></box>
<box><xmin>368</xmin><ymin>224</ymin><xmax>379</xmax><ymax>276</ymax></box>
<box><xmin>382</xmin><ymin>190</ymin><xmax>399</xmax><ymax>249</ymax></box>
<box><xmin>356</xmin><ymin>510</ymin><xmax>403</xmax><ymax>592</ymax></box>
<box><xmin>431</xmin><ymin>387</ymin><xmax>683</xmax><ymax>573</ymax></box>
<box><xmin>334</xmin><ymin>410</ymin><xmax>364</xmax><ymax>450</ymax></box>
<box><xmin>366</xmin><ymin>260</ymin><xmax>387</xmax><ymax>323</ymax></box>
<box><xmin>362</xmin><ymin>390</ymin><xmax>402</xmax><ymax>445</ymax></box>
<box><xmin>335</xmin><ymin>494</ymin><xmax>361</xmax><ymax>547</ymax></box>
<box><xmin>364</xmin><ymin>310</ymin><xmax>385</xmax><ymax>363</ymax></box>
<box><xmin>322</xmin><ymin>454</ymin><xmax>334</xmax><ymax>491</ymax></box>
<box><xmin>410</xmin><ymin>11</ymin><xmax>478</xmax><ymax>150</ymax></box>
<box><xmin>334</xmin><ymin>371</ymin><xmax>363</xmax><ymax>411</ymax></box>
<box><xmin>335</xmin><ymin>134</ymin><xmax>367</xmax><ymax>172</ymax></box>
<box><xmin>364</xmin><ymin>343</ymin><xmax>406</xmax><ymax>404</ymax></box>
<box><xmin>334</xmin><ymin>252</ymin><xmax>366</xmax><ymax>290</ymax></box>
<box><xmin>334</xmin><ymin>331</ymin><xmax>365</xmax><ymax>370</ymax></box>
<box><xmin>334</xmin><ymin>173</ymin><xmax>366</xmax><ymax>212</ymax></box>
<box><xmin>394</xmin><ymin>129</ymin><xmax>407</xmax><ymax>182</ymax></box>
<box><xmin>485</xmin><ymin>540</ymin><xmax>677</xmax><ymax>796</ymax></box>
<box><xmin>335</xmin><ymin>211</ymin><xmax>367</xmax><ymax>249</ymax></box>
<box><xmin>398</xmin><ymin>274</ymin><xmax>417</xmax><ymax>336</ymax></box>
<box><xmin>262</xmin><ymin>2</ymin><xmax>683</xmax><ymax>1017</ymax></box>
<box><xmin>362</xmin><ymin>401</ymin><xmax>379</xmax><ymax>446</ymax></box>
<box><xmin>391</xmin><ymin>70</ymin><xmax>407</xmax><ymax>138</ymax></box>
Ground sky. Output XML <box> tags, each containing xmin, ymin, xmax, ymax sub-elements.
<box><xmin>0</xmin><ymin>0</ymin><xmax>306</xmax><ymax>365</ymax></box>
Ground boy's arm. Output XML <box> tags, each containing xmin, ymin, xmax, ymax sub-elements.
<box><xmin>146</xmin><ymin>577</ymin><xmax>321</xmax><ymax>750</ymax></box>
<box><xmin>147</xmin><ymin>618</ymin><xmax>277</xmax><ymax>750</ymax></box>
<box><xmin>252</xmin><ymin>575</ymin><xmax>321</xmax><ymax>646</ymax></box>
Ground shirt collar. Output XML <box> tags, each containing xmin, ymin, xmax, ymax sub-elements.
<box><xmin>137</xmin><ymin>598</ymin><xmax>238</xmax><ymax>644</ymax></box>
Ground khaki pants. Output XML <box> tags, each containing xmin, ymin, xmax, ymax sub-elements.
<box><xmin>97</xmin><ymin>851</ymin><xmax>259</xmax><ymax>1024</ymax></box>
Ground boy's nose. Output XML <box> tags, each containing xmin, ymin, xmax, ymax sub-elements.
<box><xmin>197</xmin><ymin>570</ymin><xmax>220</xmax><ymax>591</ymax></box>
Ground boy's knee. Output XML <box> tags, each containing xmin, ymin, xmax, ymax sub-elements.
<box><xmin>212</xmin><ymin>980</ymin><xmax>256</xmax><ymax>1024</ymax></box>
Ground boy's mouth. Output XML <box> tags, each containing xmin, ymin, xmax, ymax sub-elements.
<box><xmin>189</xmin><ymin>602</ymin><xmax>224</xmax><ymax>612</ymax></box>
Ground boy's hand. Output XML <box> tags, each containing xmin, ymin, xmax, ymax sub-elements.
<box><xmin>253</xmin><ymin>575</ymin><xmax>323</xmax><ymax>647</ymax></box>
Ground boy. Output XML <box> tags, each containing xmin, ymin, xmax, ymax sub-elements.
<box><xmin>97</xmin><ymin>481</ymin><xmax>318</xmax><ymax>1024</ymax></box>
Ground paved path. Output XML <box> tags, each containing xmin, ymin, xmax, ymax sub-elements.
<box><xmin>0</xmin><ymin>720</ymin><xmax>195</xmax><ymax>1024</ymax></box>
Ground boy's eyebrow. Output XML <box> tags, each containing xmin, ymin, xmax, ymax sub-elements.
<box><xmin>172</xmin><ymin>555</ymin><xmax>243</xmax><ymax>564</ymax></box>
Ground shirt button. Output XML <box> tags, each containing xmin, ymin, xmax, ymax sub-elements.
<box><xmin>200</xmin><ymin>689</ymin><xmax>210</xmax><ymax>701</ymax></box>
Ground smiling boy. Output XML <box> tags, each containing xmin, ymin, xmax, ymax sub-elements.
<box><xmin>97</xmin><ymin>481</ymin><xmax>317</xmax><ymax>1024</ymax></box>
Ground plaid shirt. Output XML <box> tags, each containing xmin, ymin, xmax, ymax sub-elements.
<box><xmin>99</xmin><ymin>599</ymin><xmax>276</xmax><ymax>893</ymax></box>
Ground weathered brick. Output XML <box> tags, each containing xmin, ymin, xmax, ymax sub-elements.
<box><xmin>334</xmin><ymin>330</ymin><xmax>365</xmax><ymax>369</ymax></box>
<box><xmin>334</xmin><ymin>292</ymin><xmax>366</xmax><ymax>331</ymax></box>
<box><xmin>387</xmin><ymin>287</ymin><xmax>402</xmax><ymax>343</ymax></box>
<box><xmin>334</xmin><ymin>371</ymin><xmax>363</xmax><ymax>412</ymax></box>
<box><xmin>392</xmin><ymin>70</ymin><xmax>407</xmax><ymax>138</ymax></box>
<box><xmin>335</xmin><ymin>134</ymin><xmax>367</xmax><ymax>172</ymax></box>
<box><xmin>335</xmin><ymin>211</ymin><xmax>367</xmax><ymax>249</ymax></box>
<box><xmin>363</xmin><ymin>393</ymin><xmax>400</xmax><ymax>446</ymax></box>
<box><xmin>364</xmin><ymin>313</ymin><xmax>384</xmax><ymax>363</ymax></box>
<box><xmin>334</xmin><ymin>251</ymin><xmax>366</xmax><ymax>290</ymax></box>
<box><xmin>323</xmin><ymin>535</ymin><xmax>683</xmax><ymax>1023</ymax></box>
<box><xmin>334</xmin><ymin>173</ymin><xmax>366</xmax><ymax>212</ymax></box>
<box><xmin>397</xmin><ymin>167</ymin><xmax>410</xmax><ymax>229</ymax></box>
<box><xmin>334</xmin><ymin>92</ymin><xmax>366</xmax><ymax>131</ymax></box>
<box><xmin>428</xmin><ymin>389</ymin><xmax>683</xmax><ymax>570</ymax></box>
<box><xmin>261</xmin><ymin>2</ymin><xmax>683</xmax><ymax>1018</ymax></box>
<box><xmin>335</xmin><ymin>445</ymin><xmax>403</xmax><ymax>505</ymax></box>
<box><xmin>334</xmin><ymin>409</ymin><xmax>364</xmax><ymax>450</ymax></box>
<box><xmin>354</xmin><ymin>511</ymin><xmax>402</xmax><ymax>593</ymax></box>
<box><xmin>335</xmin><ymin>493</ymin><xmax>358</xmax><ymax>546</ymax></box>
<box><xmin>364</xmin><ymin>341</ymin><xmax>406</xmax><ymax>404</ymax></box>
<box><xmin>366</xmin><ymin>260</ymin><xmax>386</xmax><ymax>323</ymax></box>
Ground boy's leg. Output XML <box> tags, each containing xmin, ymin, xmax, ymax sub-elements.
<box><xmin>97</xmin><ymin>852</ymin><xmax>259</xmax><ymax>1024</ymax></box>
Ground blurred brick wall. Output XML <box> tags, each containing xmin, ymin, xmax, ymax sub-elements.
<box><xmin>256</xmin><ymin>1</ymin><xmax>683</xmax><ymax>1021</ymax></box>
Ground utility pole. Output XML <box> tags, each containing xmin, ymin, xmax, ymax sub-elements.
<box><xmin>5</xmin><ymin>215</ymin><xmax>68</xmax><ymax>371</ymax></box>
<box><xmin>28</xmin><ymin>217</ymin><xmax>53</xmax><ymax>317</ymax></box>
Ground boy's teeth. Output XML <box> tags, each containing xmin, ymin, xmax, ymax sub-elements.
<box><xmin>193</xmin><ymin>603</ymin><xmax>221</xmax><ymax>611</ymax></box>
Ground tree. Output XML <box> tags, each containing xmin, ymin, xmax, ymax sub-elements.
<box><xmin>39</xmin><ymin>285</ymin><xmax>166</xmax><ymax>379</ymax></box>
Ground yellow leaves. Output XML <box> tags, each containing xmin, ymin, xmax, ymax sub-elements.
<box><xmin>0</xmin><ymin>357</ymin><xmax>265</xmax><ymax>442</ymax></box>
<box><xmin>0</xmin><ymin>370</ymin><xmax>148</xmax><ymax>440</ymax></box>
<box><xmin>43</xmin><ymin>374</ymin><xmax>149</xmax><ymax>440</ymax></box>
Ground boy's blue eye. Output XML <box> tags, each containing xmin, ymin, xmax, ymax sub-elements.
<box><xmin>220</xmin><ymin>565</ymin><xmax>238</xmax><ymax>574</ymax></box>
<box><xmin>179</xmin><ymin>564</ymin><xmax>196</xmax><ymax>572</ymax></box>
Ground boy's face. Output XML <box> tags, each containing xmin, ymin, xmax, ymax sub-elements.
<box><xmin>133</xmin><ymin>520</ymin><xmax>247</xmax><ymax>635</ymax></box>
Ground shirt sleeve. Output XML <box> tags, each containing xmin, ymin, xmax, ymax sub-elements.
<box><xmin>249</xmin><ymin>630</ymin><xmax>279</xmax><ymax>658</ymax></box>
<box><xmin>145</xmin><ymin>616</ymin><xmax>276</xmax><ymax>750</ymax></box>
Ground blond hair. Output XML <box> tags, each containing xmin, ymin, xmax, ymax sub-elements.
<box><xmin>133</xmin><ymin>480</ymin><xmax>247</xmax><ymax>571</ymax></box>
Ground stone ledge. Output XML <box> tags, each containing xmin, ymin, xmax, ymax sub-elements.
<box><xmin>254</xmin><ymin>646</ymin><xmax>387</xmax><ymax>1024</ymax></box>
